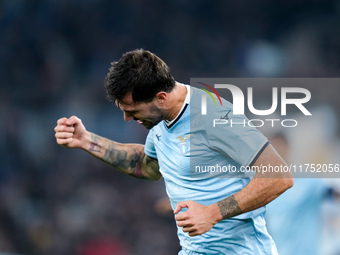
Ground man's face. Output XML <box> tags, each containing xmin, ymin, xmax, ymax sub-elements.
<box><xmin>116</xmin><ymin>93</ymin><xmax>166</xmax><ymax>129</ymax></box>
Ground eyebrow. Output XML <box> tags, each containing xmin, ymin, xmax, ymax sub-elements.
<box><xmin>116</xmin><ymin>101</ymin><xmax>132</xmax><ymax>111</ymax></box>
<box><xmin>115</xmin><ymin>98</ymin><xmax>139</xmax><ymax>112</ymax></box>
<box><xmin>116</xmin><ymin>103</ymin><xmax>138</xmax><ymax>113</ymax></box>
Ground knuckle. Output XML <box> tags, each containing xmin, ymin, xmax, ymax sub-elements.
<box><xmin>57</xmin><ymin>117</ymin><xmax>65</xmax><ymax>124</ymax></box>
<box><xmin>72</xmin><ymin>115</ymin><xmax>81</xmax><ymax>122</ymax></box>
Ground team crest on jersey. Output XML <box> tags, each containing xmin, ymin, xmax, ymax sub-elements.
<box><xmin>176</xmin><ymin>134</ymin><xmax>192</xmax><ymax>154</ymax></box>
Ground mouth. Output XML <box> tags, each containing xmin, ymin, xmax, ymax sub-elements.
<box><xmin>133</xmin><ymin>117</ymin><xmax>143</xmax><ymax>124</ymax></box>
<box><xmin>135</xmin><ymin>119</ymin><xmax>153</xmax><ymax>129</ymax></box>
<box><xmin>136</xmin><ymin>119</ymin><xmax>149</xmax><ymax>127</ymax></box>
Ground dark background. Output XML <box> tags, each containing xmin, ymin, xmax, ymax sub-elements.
<box><xmin>1</xmin><ymin>0</ymin><xmax>340</xmax><ymax>254</ymax></box>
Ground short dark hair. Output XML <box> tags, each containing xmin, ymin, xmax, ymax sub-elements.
<box><xmin>105</xmin><ymin>49</ymin><xmax>176</xmax><ymax>103</ymax></box>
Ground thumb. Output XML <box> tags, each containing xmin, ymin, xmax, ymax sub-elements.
<box><xmin>174</xmin><ymin>201</ymin><xmax>189</xmax><ymax>214</ymax></box>
<box><xmin>66</xmin><ymin>115</ymin><xmax>81</xmax><ymax>126</ymax></box>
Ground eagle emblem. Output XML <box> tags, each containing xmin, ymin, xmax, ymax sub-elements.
<box><xmin>176</xmin><ymin>134</ymin><xmax>192</xmax><ymax>154</ymax></box>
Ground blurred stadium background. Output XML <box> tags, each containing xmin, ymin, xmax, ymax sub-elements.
<box><xmin>1</xmin><ymin>0</ymin><xmax>340</xmax><ymax>254</ymax></box>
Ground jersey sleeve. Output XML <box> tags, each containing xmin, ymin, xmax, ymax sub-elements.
<box><xmin>206</xmin><ymin>102</ymin><xmax>269</xmax><ymax>167</ymax></box>
<box><xmin>144</xmin><ymin>128</ymin><xmax>158</xmax><ymax>159</ymax></box>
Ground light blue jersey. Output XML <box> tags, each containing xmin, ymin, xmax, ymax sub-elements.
<box><xmin>145</xmin><ymin>85</ymin><xmax>277</xmax><ymax>254</ymax></box>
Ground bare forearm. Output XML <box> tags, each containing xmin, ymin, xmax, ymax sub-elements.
<box><xmin>87</xmin><ymin>133</ymin><xmax>140</xmax><ymax>172</ymax></box>
<box><xmin>83</xmin><ymin>132</ymin><xmax>161</xmax><ymax>180</ymax></box>
<box><xmin>217</xmin><ymin>177</ymin><xmax>292</xmax><ymax>220</ymax></box>
<box><xmin>216</xmin><ymin>145</ymin><xmax>294</xmax><ymax>220</ymax></box>
<box><xmin>216</xmin><ymin>195</ymin><xmax>242</xmax><ymax>220</ymax></box>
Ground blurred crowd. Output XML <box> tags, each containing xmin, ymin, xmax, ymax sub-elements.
<box><xmin>1</xmin><ymin>0</ymin><xmax>340</xmax><ymax>254</ymax></box>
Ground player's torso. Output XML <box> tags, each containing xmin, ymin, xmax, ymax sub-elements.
<box><xmin>150</xmin><ymin>96</ymin><xmax>247</xmax><ymax>205</ymax></box>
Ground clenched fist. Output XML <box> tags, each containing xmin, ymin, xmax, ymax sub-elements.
<box><xmin>54</xmin><ymin>116</ymin><xmax>87</xmax><ymax>149</ymax></box>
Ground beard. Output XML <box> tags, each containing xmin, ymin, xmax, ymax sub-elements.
<box><xmin>139</xmin><ymin>119</ymin><xmax>161</xmax><ymax>129</ymax></box>
<box><xmin>137</xmin><ymin>105</ymin><xmax>166</xmax><ymax>129</ymax></box>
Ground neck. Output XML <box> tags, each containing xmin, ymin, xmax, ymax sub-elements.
<box><xmin>166</xmin><ymin>82</ymin><xmax>187</xmax><ymax>121</ymax></box>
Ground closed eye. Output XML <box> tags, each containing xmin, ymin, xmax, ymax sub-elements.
<box><xmin>125</xmin><ymin>110</ymin><xmax>138</xmax><ymax>115</ymax></box>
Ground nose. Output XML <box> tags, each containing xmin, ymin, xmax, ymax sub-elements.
<box><xmin>123</xmin><ymin>112</ymin><xmax>134</xmax><ymax>122</ymax></box>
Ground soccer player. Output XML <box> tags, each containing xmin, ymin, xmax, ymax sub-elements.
<box><xmin>54</xmin><ymin>49</ymin><xmax>293</xmax><ymax>254</ymax></box>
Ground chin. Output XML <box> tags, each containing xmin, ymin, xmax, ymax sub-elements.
<box><xmin>144</xmin><ymin>123</ymin><xmax>155</xmax><ymax>129</ymax></box>
<box><xmin>144</xmin><ymin>120</ymin><xmax>161</xmax><ymax>129</ymax></box>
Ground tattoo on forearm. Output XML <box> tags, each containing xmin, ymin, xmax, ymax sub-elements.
<box><xmin>89</xmin><ymin>134</ymin><xmax>101</xmax><ymax>152</ymax></box>
<box><xmin>131</xmin><ymin>148</ymin><xmax>143</xmax><ymax>177</ymax></box>
<box><xmin>144</xmin><ymin>156</ymin><xmax>160</xmax><ymax>179</ymax></box>
<box><xmin>103</xmin><ymin>142</ymin><xmax>142</xmax><ymax>177</ymax></box>
<box><xmin>217</xmin><ymin>195</ymin><xmax>242</xmax><ymax>219</ymax></box>
<box><xmin>88</xmin><ymin>136</ymin><xmax>159</xmax><ymax>180</ymax></box>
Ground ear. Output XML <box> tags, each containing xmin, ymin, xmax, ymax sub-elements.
<box><xmin>155</xmin><ymin>91</ymin><xmax>167</xmax><ymax>106</ymax></box>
